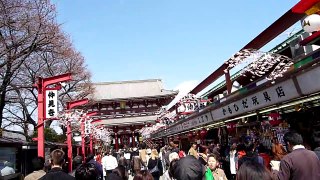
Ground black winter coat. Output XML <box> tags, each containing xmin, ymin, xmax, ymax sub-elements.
<box><xmin>40</xmin><ymin>167</ymin><xmax>75</xmax><ymax>180</ymax></box>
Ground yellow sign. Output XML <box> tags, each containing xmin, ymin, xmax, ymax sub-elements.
<box><xmin>306</xmin><ymin>2</ymin><xmax>320</xmax><ymax>15</ymax></box>
<box><xmin>120</xmin><ymin>101</ymin><xmax>126</xmax><ymax>109</ymax></box>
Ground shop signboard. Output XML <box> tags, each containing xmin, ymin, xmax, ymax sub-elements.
<box><xmin>296</xmin><ymin>66</ymin><xmax>320</xmax><ymax>95</ymax></box>
<box><xmin>211</xmin><ymin>79</ymin><xmax>300</xmax><ymax>121</ymax></box>
<box><xmin>46</xmin><ymin>90</ymin><xmax>58</xmax><ymax>118</ymax></box>
<box><xmin>189</xmin><ymin>112</ymin><xmax>213</xmax><ymax>128</ymax></box>
<box><xmin>163</xmin><ymin>112</ymin><xmax>213</xmax><ymax>136</ymax></box>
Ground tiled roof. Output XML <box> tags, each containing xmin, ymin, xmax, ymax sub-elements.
<box><xmin>91</xmin><ymin>79</ymin><xmax>178</xmax><ymax>101</ymax></box>
<box><xmin>0</xmin><ymin>136</ymin><xmax>27</xmax><ymax>144</ymax></box>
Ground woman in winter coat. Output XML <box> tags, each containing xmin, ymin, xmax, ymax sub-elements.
<box><xmin>205</xmin><ymin>154</ymin><xmax>228</xmax><ymax>180</ymax></box>
<box><xmin>147</xmin><ymin>149</ymin><xmax>163</xmax><ymax>180</ymax></box>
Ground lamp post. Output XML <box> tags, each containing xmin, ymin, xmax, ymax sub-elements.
<box><xmin>35</xmin><ymin>73</ymin><xmax>72</xmax><ymax>158</ymax></box>
<box><xmin>66</xmin><ymin>99</ymin><xmax>89</xmax><ymax>172</ymax></box>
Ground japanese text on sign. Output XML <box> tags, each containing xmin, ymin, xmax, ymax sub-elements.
<box><xmin>46</xmin><ymin>90</ymin><xmax>58</xmax><ymax>118</ymax></box>
<box><xmin>211</xmin><ymin>79</ymin><xmax>299</xmax><ymax>120</ymax></box>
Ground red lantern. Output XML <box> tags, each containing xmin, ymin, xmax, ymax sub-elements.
<box><xmin>187</xmin><ymin>132</ymin><xmax>193</xmax><ymax>139</ymax></box>
<box><xmin>176</xmin><ymin>136</ymin><xmax>181</xmax><ymax>141</ymax></box>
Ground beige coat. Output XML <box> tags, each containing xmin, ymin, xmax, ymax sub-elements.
<box><xmin>24</xmin><ymin>170</ymin><xmax>46</xmax><ymax>180</ymax></box>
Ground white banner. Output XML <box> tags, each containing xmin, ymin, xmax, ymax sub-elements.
<box><xmin>46</xmin><ymin>90</ymin><xmax>58</xmax><ymax>118</ymax></box>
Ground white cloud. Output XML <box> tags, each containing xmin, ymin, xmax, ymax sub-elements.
<box><xmin>167</xmin><ymin>80</ymin><xmax>199</xmax><ymax>109</ymax></box>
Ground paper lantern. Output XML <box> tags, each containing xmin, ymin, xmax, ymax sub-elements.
<box><xmin>187</xmin><ymin>132</ymin><xmax>193</xmax><ymax>139</ymax></box>
<box><xmin>302</xmin><ymin>14</ymin><xmax>320</xmax><ymax>33</ymax></box>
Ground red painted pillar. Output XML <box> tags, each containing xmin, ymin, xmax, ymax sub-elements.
<box><xmin>67</xmin><ymin>124</ymin><xmax>72</xmax><ymax>172</ymax></box>
<box><xmin>77</xmin><ymin>147</ymin><xmax>80</xmax><ymax>156</ymax></box>
<box><xmin>90</xmin><ymin>134</ymin><xmax>93</xmax><ymax>153</ymax></box>
<box><xmin>37</xmin><ymin>77</ymin><xmax>45</xmax><ymax>158</ymax></box>
<box><xmin>132</xmin><ymin>132</ymin><xmax>135</xmax><ymax>147</ymax></box>
<box><xmin>115</xmin><ymin>133</ymin><xmax>119</xmax><ymax>150</ymax></box>
<box><xmin>225</xmin><ymin>70</ymin><xmax>232</xmax><ymax>94</ymax></box>
<box><xmin>120</xmin><ymin>134</ymin><xmax>123</xmax><ymax>146</ymax></box>
<box><xmin>81</xmin><ymin>121</ymin><xmax>85</xmax><ymax>160</ymax></box>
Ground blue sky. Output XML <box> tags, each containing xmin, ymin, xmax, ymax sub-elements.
<box><xmin>52</xmin><ymin>0</ymin><xmax>300</xmax><ymax>92</ymax></box>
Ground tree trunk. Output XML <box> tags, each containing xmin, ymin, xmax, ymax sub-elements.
<box><xmin>0</xmin><ymin>62</ymin><xmax>12</xmax><ymax>128</ymax></box>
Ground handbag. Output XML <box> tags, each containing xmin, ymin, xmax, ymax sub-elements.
<box><xmin>149</xmin><ymin>159</ymin><xmax>160</xmax><ymax>173</ymax></box>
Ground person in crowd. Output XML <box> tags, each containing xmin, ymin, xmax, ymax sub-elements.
<box><xmin>131</xmin><ymin>147</ymin><xmax>143</xmax><ymax>176</ymax></box>
<box><xmin>162</xmin><ymin>152</ymin><xmax>179</xmax><ymax>180</ymax></box>
<box><xmin>133</xmin><ymin>170</ymin><xmax>154</xmax><ymax>180</ymax></box>
<box><xmin>102</xmin><ymin>149</ymin><xmax>118</xmax><ymax>179</ymax></box>
<box><xmin>24</xmin><ymin>157</ymin><xmax>46</xmax><ymax>180</ymax></box>
<box><xmin>199</xmin><ymin>146</ymin><xmax>209</xmax><ymax>165</ymax></box>
<box><xmin>237</xmin><ymin>144</ymin><xmax>264</xmax><ymax>169</ymax></box>
<box><xmin>40</xmin><ymin>149</ymin><xmax>75</xmax><ymax>180</ymax></box>
<box><xmin>188</xmin><ymin>142</ymin><xmax>199</xmax><ymax>159</ymax></box>
<box><xmin>146</xmin><ymin>149</ymin><xmax>152</xmax><ymax>165</ymax></box>
<box><xmin>205</xmin><ymin>153</ymin><xmax>227</xmax><ymax>180</ymax></box>
<box><xmin>107</xmin><ymin>165</ymin><xmax>128</xmax><ymax>180</ymax></box>
<box><xmin>213</xmin><ymin>143</ymin><xmax>221</xmax><ymax>156</ymax></box>
<box><xmin>169</xmin><ymin>141</ymin><xmax>179</xmax><ymax>153</ymax></box>
<box><xmin>173</xmin><ymin>155</ymin><xmax>205</xmax><ymax>180</ymax></box>
<box><xmin>178</xmin><ymin>149</ymin><xmax>186</xmax><ymax>158</ymax></box>
<box><xmin>167</xmin><ymin>159</ymin><xmax>178</xmax><ymax>180</ymax></box>
<box><xmin>75</xmin><ymin>163</ymin><xmax>99</xmax><ymax>180</ymax></box>
<box><xmin>95</xmin><ymin>152</ymin><xmax>102</xmax><ymax>164</ymax></box>
<box><xmin>86</xmin><ymin>154</ymin><xmax>103</xmax><ymax>179</ymax></box>
<box><xmin>237</xmin><ymin>161</ymin><xmax>273</xmax><ymax>180</ymax></box>
<box><xmin>118</xmin><ymin>152</ymin><xmax>128</xmax><ymax>171</ymax></box>
<box><xmin>271</xmin><ymin>137</ymin><xmax>287</xmax><ymax>160</ymax></box>
<box><xmin>229</xmin><ymin>143</ymin><xmax>237</xmax><ymax>180</ymax></box>
<box><xmin>312</xmin><ymin>127</ymin><xmax>320</xmax><ymax>160</ymax></box>
<box><xmin>236</xmin><ymin>144</ymin><xmax>246</xmax><ymax>159</ymax></box>
<box><xmin>124</xmin><ymin>149</ymin><xmax>132</xmax><ymax>175</ymax></box>
<box><xmin>147</xmin><ymin>149</ymin><xmax>163</xmax><ymax>180</ymax></box>
<box><xmin>163</xmin><ymin>146</ymin><xmax>172</xmax><ymax>170</ymax></box>
<box><xmin>70</xmin><ymin>156</ymin><xmax>83</xmax><ymax>177</ymax></box>
<box><xmin>272</xmin><ymin>131</ymin><xmax>320</xmax><ymax>180</ymax></box>
<box><xmin>139</xmin><ymin>142</ymin><xmax>148</xmax><ymax>167</ymax></box>
<box><xmin>258</xmin><ymin>145</ymin><xmax>271</xmax><ymax>170</ymax></box>
<box><xmin>0</xmin><ymin>161</ymin><xmax>15</xmax><ymax>176</ymax></box>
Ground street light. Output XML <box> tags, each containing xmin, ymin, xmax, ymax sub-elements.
<box><xmin>35</xmin><ymin>73</ymin><xmax>72</xmax><ymax>158</ymax></box>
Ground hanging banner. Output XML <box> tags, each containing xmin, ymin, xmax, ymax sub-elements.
<box><xmin>46</xmin><ymin>90</ymin><xmax>58</xmax><ymax>118</ymax></box>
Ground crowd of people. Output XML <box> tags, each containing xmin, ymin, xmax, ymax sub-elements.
<box><xmin>22</xmin><ymin>131</ymin><xmax>320</xmax><ymax>180</ymax></box>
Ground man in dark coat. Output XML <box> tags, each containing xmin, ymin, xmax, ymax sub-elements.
<box><xmin>40</xmin><ymin>149</ymin><xmax>75</xmax><ymax>180</ymax></box>
<box><xmin>86</xmin><ymin>154</ymin><xmax>103</xmax><ymax>179</ymax></box>
<box><xmin>273</xmin><ymin>131</ymin><xmax>320</xmax><ymax>180</ymax></box>
<box><xmin>173</xmin><ymin>155</ymin><xmax>206</xmax><ymax>180</ymax></box>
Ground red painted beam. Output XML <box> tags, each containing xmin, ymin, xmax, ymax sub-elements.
<box><xmin>190</xmin><ymin>7</ymin><xmax>305</xmax><ymax>95</ymax></box>
<box><xmin>67</xmin><ymin>99</ymin><xmax>89</xmax><ymax>110</ymax></box>
<box><xmin>86</xmin><ymin>111</ymin><xmax>98</xmax><ymax>117</ymax></box>
<box><xmin>300</xmin><ymin>30</ymin><xmax>320</xmax><ymax>45</ymax></box>
<box><xmin>43</xmin><ymin>73</ymin><xmax>72</xmax><ymax>87</ymax></box>
<box><xmin>292</xmin><ymin>0</ymin><xmax>320</xmax><ymax>13</ymax></box>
